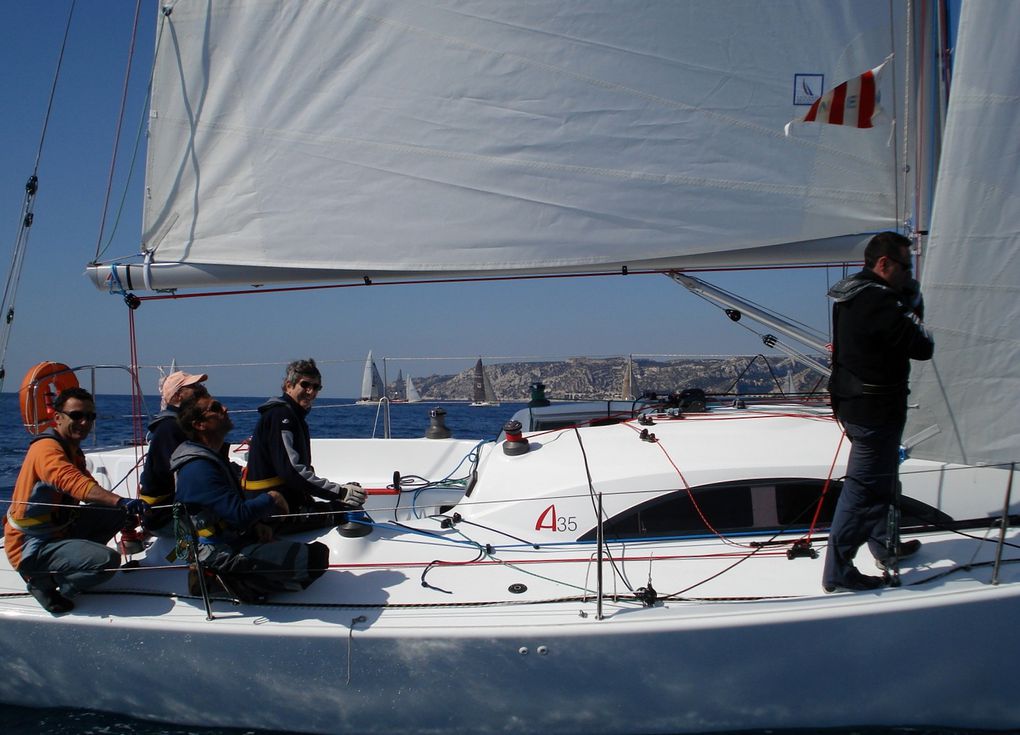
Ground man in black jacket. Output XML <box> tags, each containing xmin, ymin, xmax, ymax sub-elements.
<box><xmin>242</xmin><ymin>358</ymin><xmax>367</xmax><ymax>534</ymax></box>
<box><xmin>823</xmin><ymin>231</ymin><xmax>934</xmax><ymax>592</ymax></box>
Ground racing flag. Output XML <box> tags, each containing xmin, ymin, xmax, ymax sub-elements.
<box><xmin>785</xmin><ymin>55</ymin><xmax>892</xmax><ymax>135</ymax></box>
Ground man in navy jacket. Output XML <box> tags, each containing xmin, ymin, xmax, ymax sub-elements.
<box><xmin>824</xmin><ymin>231</ymin><xmax>934</xmax><ymax>593</ymax></box>
<box><xmin>171</xmin><ymin>393</ymin><xmax>329</xmax><ymax>600</ymax></box>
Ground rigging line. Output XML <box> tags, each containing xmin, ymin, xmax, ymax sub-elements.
<box><xmin>572</xmin><ymin>426</ymin><xmax>637</xmax><ymax>592</ymax></box>
<box><xmin>891</xmin><ymin>0</ymin><xmax>905</xmax><ymax>229</ymax></box>
<box><xmin>93</xmin><ymin>0</ymin><xmax>143</xmax><ymax>261</ymax></box>
<box><xmin>0</xmin><ymin>0</ymin><xmax>77</xmax><ymax>392</ymax></box>
<box><xmin>98</xmin><ymin>4</ymin><xmax>170</xmax><ymax>262</ymax></box>
<box><xmin>95</xmin><ymin>81</ymin><xmax>150</xmax><ymax>261</ymax></box>
<box><xmin>420</xmin><ymin>548</ymin><xmax>486</xmax><ymax>594</ymax></box>
<box><xmin>619</xmin><ymin>420</ymin><xmax>747</xmax><ymax>550</ymax></box>
<box><xmin>801</xmin><ymin>427</ymin><xmax>848</xmax><ymax>542</ymax></box>
<box><xmin>448</xmin><ymin>516</ymin><xmax>541</xmax><ymax>549</ymax></box>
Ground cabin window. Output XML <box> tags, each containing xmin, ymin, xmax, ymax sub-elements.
<box><xmin>578</xmin><ymin>478</ymin><xmax>950</xmax><ymax>541</ymax></box>
<box><xmin>579</xmin><ymin>478</ymin><xmax>841</xmax><ymax>541</ymax></box>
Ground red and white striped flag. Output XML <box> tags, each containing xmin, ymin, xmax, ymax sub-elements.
<box><xmin>785</xmin><ymin>55</ymin><xmax>891</xmax><ymax>135</ymax></box>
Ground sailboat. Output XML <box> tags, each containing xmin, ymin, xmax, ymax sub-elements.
<box><xmin>404</xmin><ymin>374</ymin><xmax>421</xmax><ymax>403</ymax></box>
<box><xmin>469</xmin><ymin>358</ymin><xmax>499</xmax><ymax>407</ymax></box>
<box><xmin>389</xmin><ymin>369</ymin><xmax>406</xmax><ymax>402</ymax></box>
<box><xmin>3</xmin><ymin>2</ymin><xmax>1020</xmax><ymax>734</ymax></box>
<box><xmin>620</xmin><ymin>356</ymin><xmax>640</xmax><ymax>401</ymax></box>
<box><xmin>355</xmin><ymin>350</ymin><xmax>384</xmax><ymax>404</ymax></box>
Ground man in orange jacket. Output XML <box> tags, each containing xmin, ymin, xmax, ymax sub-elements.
<box><xmin>4</xmin><ymin>387</ymin><xmax>149</xmax><ymax>613</ymax></box>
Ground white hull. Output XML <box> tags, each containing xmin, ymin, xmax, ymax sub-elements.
<box><xmin>2</xmin><ymin>574</ymin><xmax>1018</xmax><ymax>734</ymax></box>
<box><xmin>3</xmin><ymin>404</ymin><xmax>1019</xmax><ymax>732</ymax></box>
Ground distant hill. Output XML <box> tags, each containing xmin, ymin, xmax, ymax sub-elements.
<box><xmin>389</xmin><ymin>356</ymin><xmax>829</xmax><ymax>402</ymax></box>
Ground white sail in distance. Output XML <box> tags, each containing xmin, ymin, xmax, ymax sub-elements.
<box><xmin>359</xmin><ymin>351</ymin><xmax>383</xmax><ymax>402</ymax></box>
<box><xmin>405</xmin><ymin>375</ymin><xmax>421</xmax><ymax>403</ymax></box>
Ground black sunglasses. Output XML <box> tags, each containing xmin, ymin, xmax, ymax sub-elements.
<box><xmin>203</xmin><ymin>400</ymin><xmax>227</xmax><ymax>416</ymax></box>
<box><xmin>299</xmin><ymin>379</ymin><xmax>323</xmax><ymax>392</ymax></box>
<box><xmin>57</xmin><ymin>409</ymin><xmax>97</xmax><ymax>423</ymax></box>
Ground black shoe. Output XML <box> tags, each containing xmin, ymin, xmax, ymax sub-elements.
<box><xmin>28</xmin><ymin>586</ymin><xmax>75</xmax><ymax>614</ymax></box>
<box><xmin>823</xmin><ymin>569</ymin><xmax>886</xmax><ymax>593</ymax></box>
<box><xmin>875</xmin><ymin>539</ymin><xmax>922</xmax><ymax>571</ymax></box>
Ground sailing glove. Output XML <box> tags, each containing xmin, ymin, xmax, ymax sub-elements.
<box><xmin>117</xmin><ymin>497</ymin><xmax>151</xmax><ymax>516</ymax></box>
<box><xmin>339</xmin><ymin>482</ymin><xmax>367</xmax><ymax>507</ymax></box>
<box><xmin>901</xmin><ymin>278</ymin><xmax>924</xmax><ymax>319</ymax></box>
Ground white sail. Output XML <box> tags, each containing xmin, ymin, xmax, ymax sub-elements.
<box><xmin>358</xmin><ymin>351</ymin><xmax>383</xmax><ymax>402</ymax></box>
<box><xmin>904</xmin><ymin>0</ymin><xmax>1020</xmax><ymax>467</ymax></box>
<box><xmin>88</xmin><ymin>0</ymin><xmax>916</xmax><ymax>292</ymax></box>
<box><xmin>620</xmin><ymin>357</ymin><xmax>639</xmax><ymax>400</ymax></box>
<box><xmin>405</xmin><ymin>375</ymin><xmax>421</xmax><ymax>403</ymax></box>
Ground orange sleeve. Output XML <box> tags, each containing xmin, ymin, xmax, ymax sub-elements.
<box><xmin>31</xmin><ymin>439</ymin><xmax>98</xmax><ymax>501</ymax></box>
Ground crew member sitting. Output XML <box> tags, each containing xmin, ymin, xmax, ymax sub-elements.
<box><xmin>4</xmin><ymin>387</ymin><xmax>149</xmax><ymax>614</ymax></box>
<box><xmin>171</xmin><ymin>393</ymin><xmax>330</xmax><ymax>601</ymax></box>
<box><xmin>243</xmin><ymin>358</ymin><xmax>367</xmax><ymax>534</ymax></box>
<box><xmin>139</xmin><ymin>370</ymin><xmax>208</xmax><ymax>535</ymax></box>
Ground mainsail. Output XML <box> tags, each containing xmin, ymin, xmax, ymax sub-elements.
<box><xmin>87</xmin><ymin>1</ymin><xmax>919</xmax><ymax>292</ymax></box>
<box><xmin>904</xmin><ymin>0</ymin><xmax>1020</xmax><ymax>467</ymax></box>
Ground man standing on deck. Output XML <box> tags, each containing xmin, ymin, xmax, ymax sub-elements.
<box><xmin>139</xmin><ymin>370</ymin><xmax>208</xmax><ymax>534</ymax></box>
<box><xmin>242</xmin><ymin>358</ymin><xmax>367</xmax><ymax>534</ymax></box>
<box><xmin>4</xmin><ymin>387</ymin><xmax>150</xmax><ymax>614</ymax></box>
<box><xmin>823</xmin><ymin>231</ymin><xmax>934</xmax><ymax>593</ymax></box>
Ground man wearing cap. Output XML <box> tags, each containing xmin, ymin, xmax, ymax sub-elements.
<box><xmin>139</xmin><ymin>370</ymin><xmax>208</xmax><ymax>534</ymax></box>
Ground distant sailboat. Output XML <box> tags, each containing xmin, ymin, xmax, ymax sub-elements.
<box><xmin>405</xmin><ymin>374</ymin><xmax>421</xmax><ymax>403</ymax></box>
<box><xmin>620</xmin><ymin>356</ymin><xmax>639</xmax><ymax>400</ymax></box>
<box><xmin>469</xmin><ymin>359</ymin><xmax>499</xmax><ymax>407</ymax></box>
<box><xmin>391</xmin><ymin>369</ymin><xmax>406</xmax><ymax>402</ymax></box>
<box><xmin>356</xmin><ymin>351</ymin><xmax>384</xmax><ymax>404</ymax></box>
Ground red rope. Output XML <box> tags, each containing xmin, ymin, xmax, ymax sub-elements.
<box><xmin>802</xmin><ymin>427</ymin><xmax>847</xmax><ymax>542</ymax></box>
<box><xmin>127</xmin><ymin>307</ymin><xmax>144</xmax><ymax>497</ymax></box>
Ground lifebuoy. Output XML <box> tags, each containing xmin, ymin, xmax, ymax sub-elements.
<box><xmin>19</xmin><ymin>362</ymin><xmax>79</xmax><ymax>435</ymax></box>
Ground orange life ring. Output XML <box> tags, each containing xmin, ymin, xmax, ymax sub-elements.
<box><xmin>19</xmin><ymin>362</ymin><xmax>79</xmax><ymax>435</ymax></box>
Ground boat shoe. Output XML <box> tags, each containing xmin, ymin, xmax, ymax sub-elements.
<box><xmin>822</xmin><ymin>568</ymin><xmax>886</xmax><ymax>593</ymax></box>
<box><xmin>874</xmin><ymin>539</ymin><xmax>922</xmax><ymax>571</ymax></box>
<box><xmin>28</xmin><ymin>586</ymin><xmax>75</xmax><ymax>615</ymax></box>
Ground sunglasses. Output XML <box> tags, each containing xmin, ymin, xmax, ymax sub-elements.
<box><xmin>299</xmin><ymin>380</ymin><xmax>323</xmax><ymax>392</ymax></box>
<box><xmin>57</xmin><ymin>410</ymin><xmax>97</xmax><ymax>423</ymax></box>
<box><xmin>887</xmin><ymin>255</ymin><xmax>913</xmax><ymax>271</ymax></box>
<box><xmin>203</xmin><ymin>400</ymin><xmax>227</xmax><ymax>416</ymax></box>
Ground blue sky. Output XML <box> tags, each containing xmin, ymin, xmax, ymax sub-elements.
<box><xmin>0</xmin><ymin>2</ymin><xmax>841</xmax><ymax>399</ymax></box>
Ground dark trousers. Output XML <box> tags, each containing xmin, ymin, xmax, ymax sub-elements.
<box><xmin>823</xmin><ymin>420</ymin><xmax>903</xmax><ymax>586</ymax></box>
<box><xmin>19</xmin><ymin>504</ymin><xmax>125</xmax><ymax>597</ymax></box>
